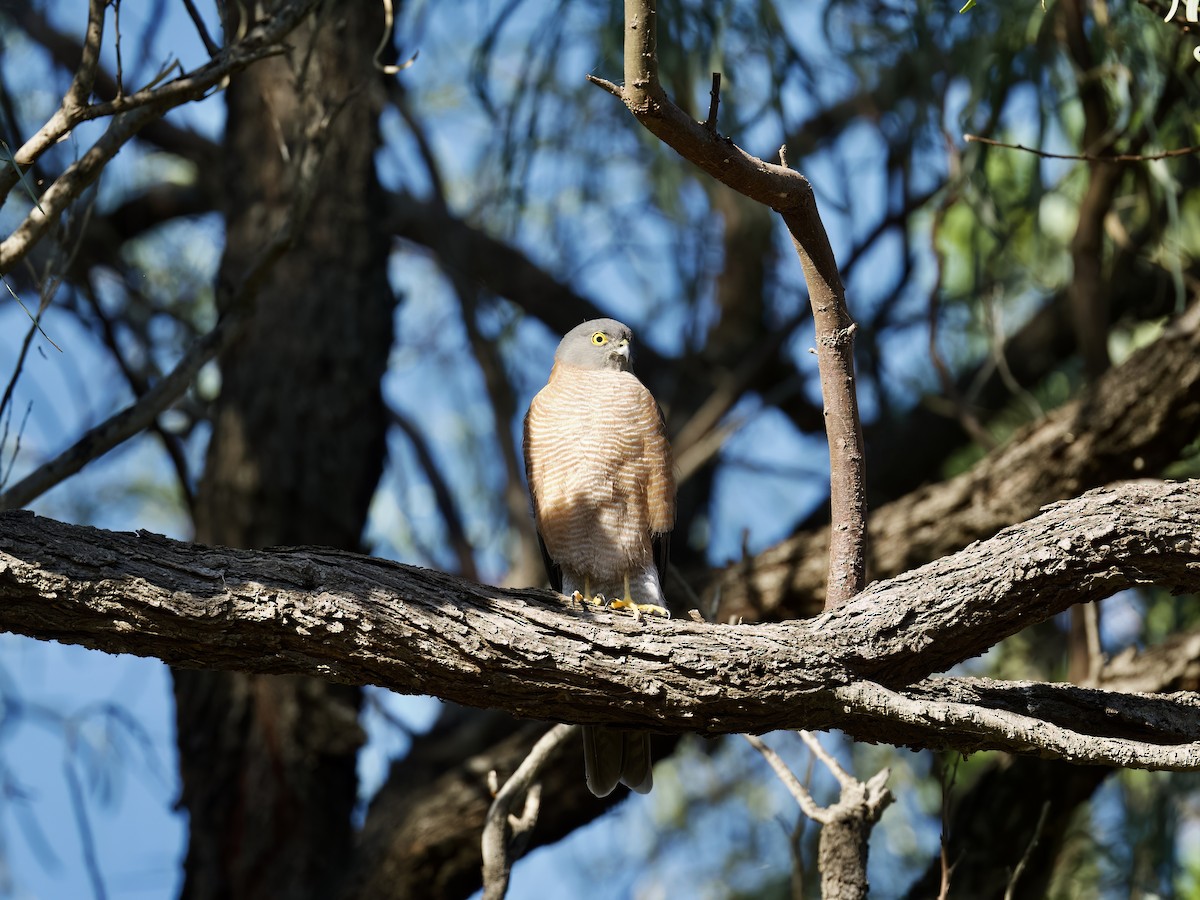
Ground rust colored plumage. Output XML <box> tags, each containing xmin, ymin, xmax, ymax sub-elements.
<box><xmin>525</xmin><ymin>361</ymin><xmax>674</xmax><ymax>593</ymax></box>
<box><xmin>523</xmin><ymin>318</ymin><xmax>675</xmax><ymax>796</ymax></box>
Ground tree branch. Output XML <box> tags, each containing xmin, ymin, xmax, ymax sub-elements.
<box><xmin>590</xmin><ymin>0</ymin><xmax>866</xmax><ymax>605</ymax></box>
<box><xmin>480</xmin><ymin>723</ymin><xmax>574</xmax><ymax>900</ymax></box>
<box><xmin>1</xmin><ymin>480</ymin><xmax>1199</xmax><ymax>766</ymax></box>
<box><xmin>0</xmin><ymin>0</ymin><xmax>323</xmax><ymax>274</ymax></box>
<box><xmin>0</xmin><ymin>311</ymin><xmax>242</xmax><ymax>511</ymax></box>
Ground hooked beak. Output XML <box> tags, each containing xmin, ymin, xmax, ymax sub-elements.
<box><xmin>609</xmin><ymin>338</ymin><xmax>632</xmax><ymax>369</ymax></box>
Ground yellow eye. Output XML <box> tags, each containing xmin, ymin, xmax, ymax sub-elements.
<box><xmin>591</xmin><ymin>332</ymin><xmax>608</xmax><ymax>345</ymax></box>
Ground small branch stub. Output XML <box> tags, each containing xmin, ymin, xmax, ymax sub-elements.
<box><xmin>705</xmin><ymin>72</ymin><xmax>721</xmax><ymax>131</ymax></box>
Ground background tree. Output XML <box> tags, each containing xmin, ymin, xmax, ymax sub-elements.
<box><xmin>0</xmin><ymin>1</ymin><xmax>1198</xmax><ymax>898</ymax></box>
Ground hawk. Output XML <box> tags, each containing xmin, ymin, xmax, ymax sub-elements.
<box><xmin>523</xmin><ymin>318</ymin><xmax>676</xmax><ymax>796</ymax></box>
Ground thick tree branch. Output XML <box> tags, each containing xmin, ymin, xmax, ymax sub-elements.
<box><xmin>1</xmin><ymin>480</ymin><xmax>1198</xmax><ymax>767</ymax></box>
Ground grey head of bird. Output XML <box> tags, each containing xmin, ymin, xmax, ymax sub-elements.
<box><xmin>555</xmin><ymin>318</ymin><xmax>634</xmax><ymax>372</ymax></box>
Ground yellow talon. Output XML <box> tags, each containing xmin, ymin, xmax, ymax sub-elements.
<box><xmin>609</xmin><ymin>573</ymin><xmax>670</xmax><ymax>619</ymax></box>
<box><xmin>569</xmin><ymin>576</ymin><xmax>605</xmax><ymax>608</ymax></box>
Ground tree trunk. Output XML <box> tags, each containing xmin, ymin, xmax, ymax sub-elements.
<box><xmin>174</xmin><ymin>3</ymin><xmax>393</xmax><ymax>898</ymax></box>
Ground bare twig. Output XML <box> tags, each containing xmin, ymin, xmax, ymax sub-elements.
<box><xmin>80</xmin><ymin>279</ymin><xmax>195</xmax><ymax>513</ymax></box>
<box><xmin>448</xmin><ymin>282</ymin><xmax>542</xmax><ymax>587</ymax></box>
<box><xmin>927</xmin><ymin>131</ymin><xmax>993</xmax><ymax>450</ymax></box>
<box><xmin>181</xmin><ymin>0</ymin><xmax>220</xmax><ymax>56</ymax></box>
<box><xmin>0</xmin><ymin>402</ymin><xmax>32</xmax><ymax>492</ymax></box>
<box><xmin>787</xmin><ymin>811</ymin><xmax>807</xmax><ymax>900</ymax></box>
<box><xmin>981</xmin><ymin>291</ymin><xmax>1043</xmax><ymax>419</ymax></box>
<box><xmin>1081</xmin><ymin>603</ymin><xmax>1104</xmax><ymax>687</ymax></box>
<box><xmin>67</xmin><ymin>0</ymin><xmax>108</xmax><ymax>113</ymax></box>
<box><xmin>936</xmin><ymin>756</ymin><xmax>959</xmax><ymax>900</ymax></box>
<box><xmin>672</xmin><ymin>310</ymin><xmax>809</xmax><ymax>481</ymax></box>
<box><xmin>389</xmin><ymin>407</ymin><xmax>479</xmax><ymax>581</ymax></box>
<box><xmin>385</xmin><ymin>80</ymin><xmax>448</xmax><ymax>208</ymax></box>
<box><xmin>0</xmin><ymin>0</ymin><xmax>324</xmax><ymax>270</ymax></box>
<box><xmin>963</xmin><ymin>133</ymin><xmax>1200</xmax><ymax>162</ymax></box>
<box><xmin>63</xmin><ymin>753</ymin><xmax>107</xmax><ymax>900</ymax></box>
<box><xmin>704</xmin><ymin>72</ymin><xmax>720</xmax><ymax>131</ymax></box>
<box><xmin>1003</xmin><ymin>802</ymin><xmax>1050</xmax><ymax>900</ymax></box>
<box><xmin>112</xmin><ymin>0</ymin><xmax>125</xmax><ymax>99</ymax></box>
<box><xmin>481</xmin><ymin>723</ymin><xmax>574</xmax><ymax>900</ymax></box>
<box><xmin>744</xmin><ymin>734</ymin><xmax>826</xmax><ymax>821</ymax></box>
<box><xmin>0</xmin><ymin>64</ymin><xmax>333</xmax><ymax>510</ymax></box>
<box><xmin>796</xmin><ymin>731</ymin><xmax>852</xmax><ymax>788</ymax></box>
<box><xmin>0</xmin><ymin>311</ymin><xmax>238</xmax><ymax>511</ymax></box>
<box><xmin>0</xmin><ymin>280</ymin><xmax>54</xmax><ymax>434</ymax></box>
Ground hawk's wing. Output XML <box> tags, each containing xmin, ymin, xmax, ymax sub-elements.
<box><xmin>523</xmin><ymin>403</ymin><xmax>563</xmax><ymax>592</ymax></box>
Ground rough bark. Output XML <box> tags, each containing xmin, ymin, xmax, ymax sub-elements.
<box><xmin>2</xmin><ymin>480</ymin><xmax>1199</xmax><ymax>766</ymax></box>
<box><xmin>172</xmin><ymin>4</ymin><xmax>393</xmax><ymax>899</ymax></box>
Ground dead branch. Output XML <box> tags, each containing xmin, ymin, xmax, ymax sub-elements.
<box><xmin>746</xmin><ymin>732</ymin><xmax>891</xmax><ymax>900</ymax></box>
<box><xmin>709</xmin><ymin>299</ymin><xmax>1200</xmax><ymax>619</ymax></box>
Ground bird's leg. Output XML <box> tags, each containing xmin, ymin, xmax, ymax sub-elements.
<box><xmin>570</xmin><ymin>576</ymin><xmax>606</xmax><ymax>608</ymax></box>
<box><xmin>609</xmin><ymin>572</ymin><xmax>670</xmax><ymax>619</ymax></box>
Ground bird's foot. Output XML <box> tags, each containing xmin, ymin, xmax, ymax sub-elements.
<box><xmin>609</xmin><ymin>598</ymin><xmax>671</xmax><ymax>620</ymax></box>
<box><xmin>570</xmin><ymin>590</ymin><xmax>607</xmax><ymax>609</ymax></box>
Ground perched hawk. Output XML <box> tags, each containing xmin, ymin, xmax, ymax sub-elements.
<box><xmin>523</xmin><ymin>318</ymin><xmax>675</xmax><ymax>796</ymax></box>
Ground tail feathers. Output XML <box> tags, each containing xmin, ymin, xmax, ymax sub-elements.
<box><xmin>583</xmin><ymin>726</ymin><xmax>653</xmax><ymax>797</ymax></box>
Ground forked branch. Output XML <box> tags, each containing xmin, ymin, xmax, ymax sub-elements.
<box><xmin>587</xmin><ymin>0</ymin><xmax>866</xmax><ymax>606</ymax></box>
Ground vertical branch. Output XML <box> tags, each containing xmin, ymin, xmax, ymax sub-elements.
<box><xmin>622</xmin><ymin>0</ymin><xmax>657</xmax><ymax>110</ymax></box>
<box><xmin>780</xmin><ymin>204</ymin><xmax>866</xmax><ymax>607</ymax></box>
<box><xmin>481</xmin><ymin>723</ymin><xmax>574</xmax><ymax>900</ymax></box>
<box><xmin>66</xmin><ymin>0</ymin><xmax>108</xmax><ymax>111</ymax></box>
<box><xmin>1059</xmin><ymin>0</ymin><xmax>1118</xmax><ymax>682</ymax></box>
<box><xmin>745</xmin><ymin>733</ymin><xmax>892</xmax><ymax>900</ymax></box>
<box><xmin>1059</xmin><ymin>0</ymin><xmax>1118</xmax><ymax>379</ymax></box>
<box><xmin>590</xmin><ymin>0</ymin><xmax>867</xmax><ymax>607</ymax></box>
